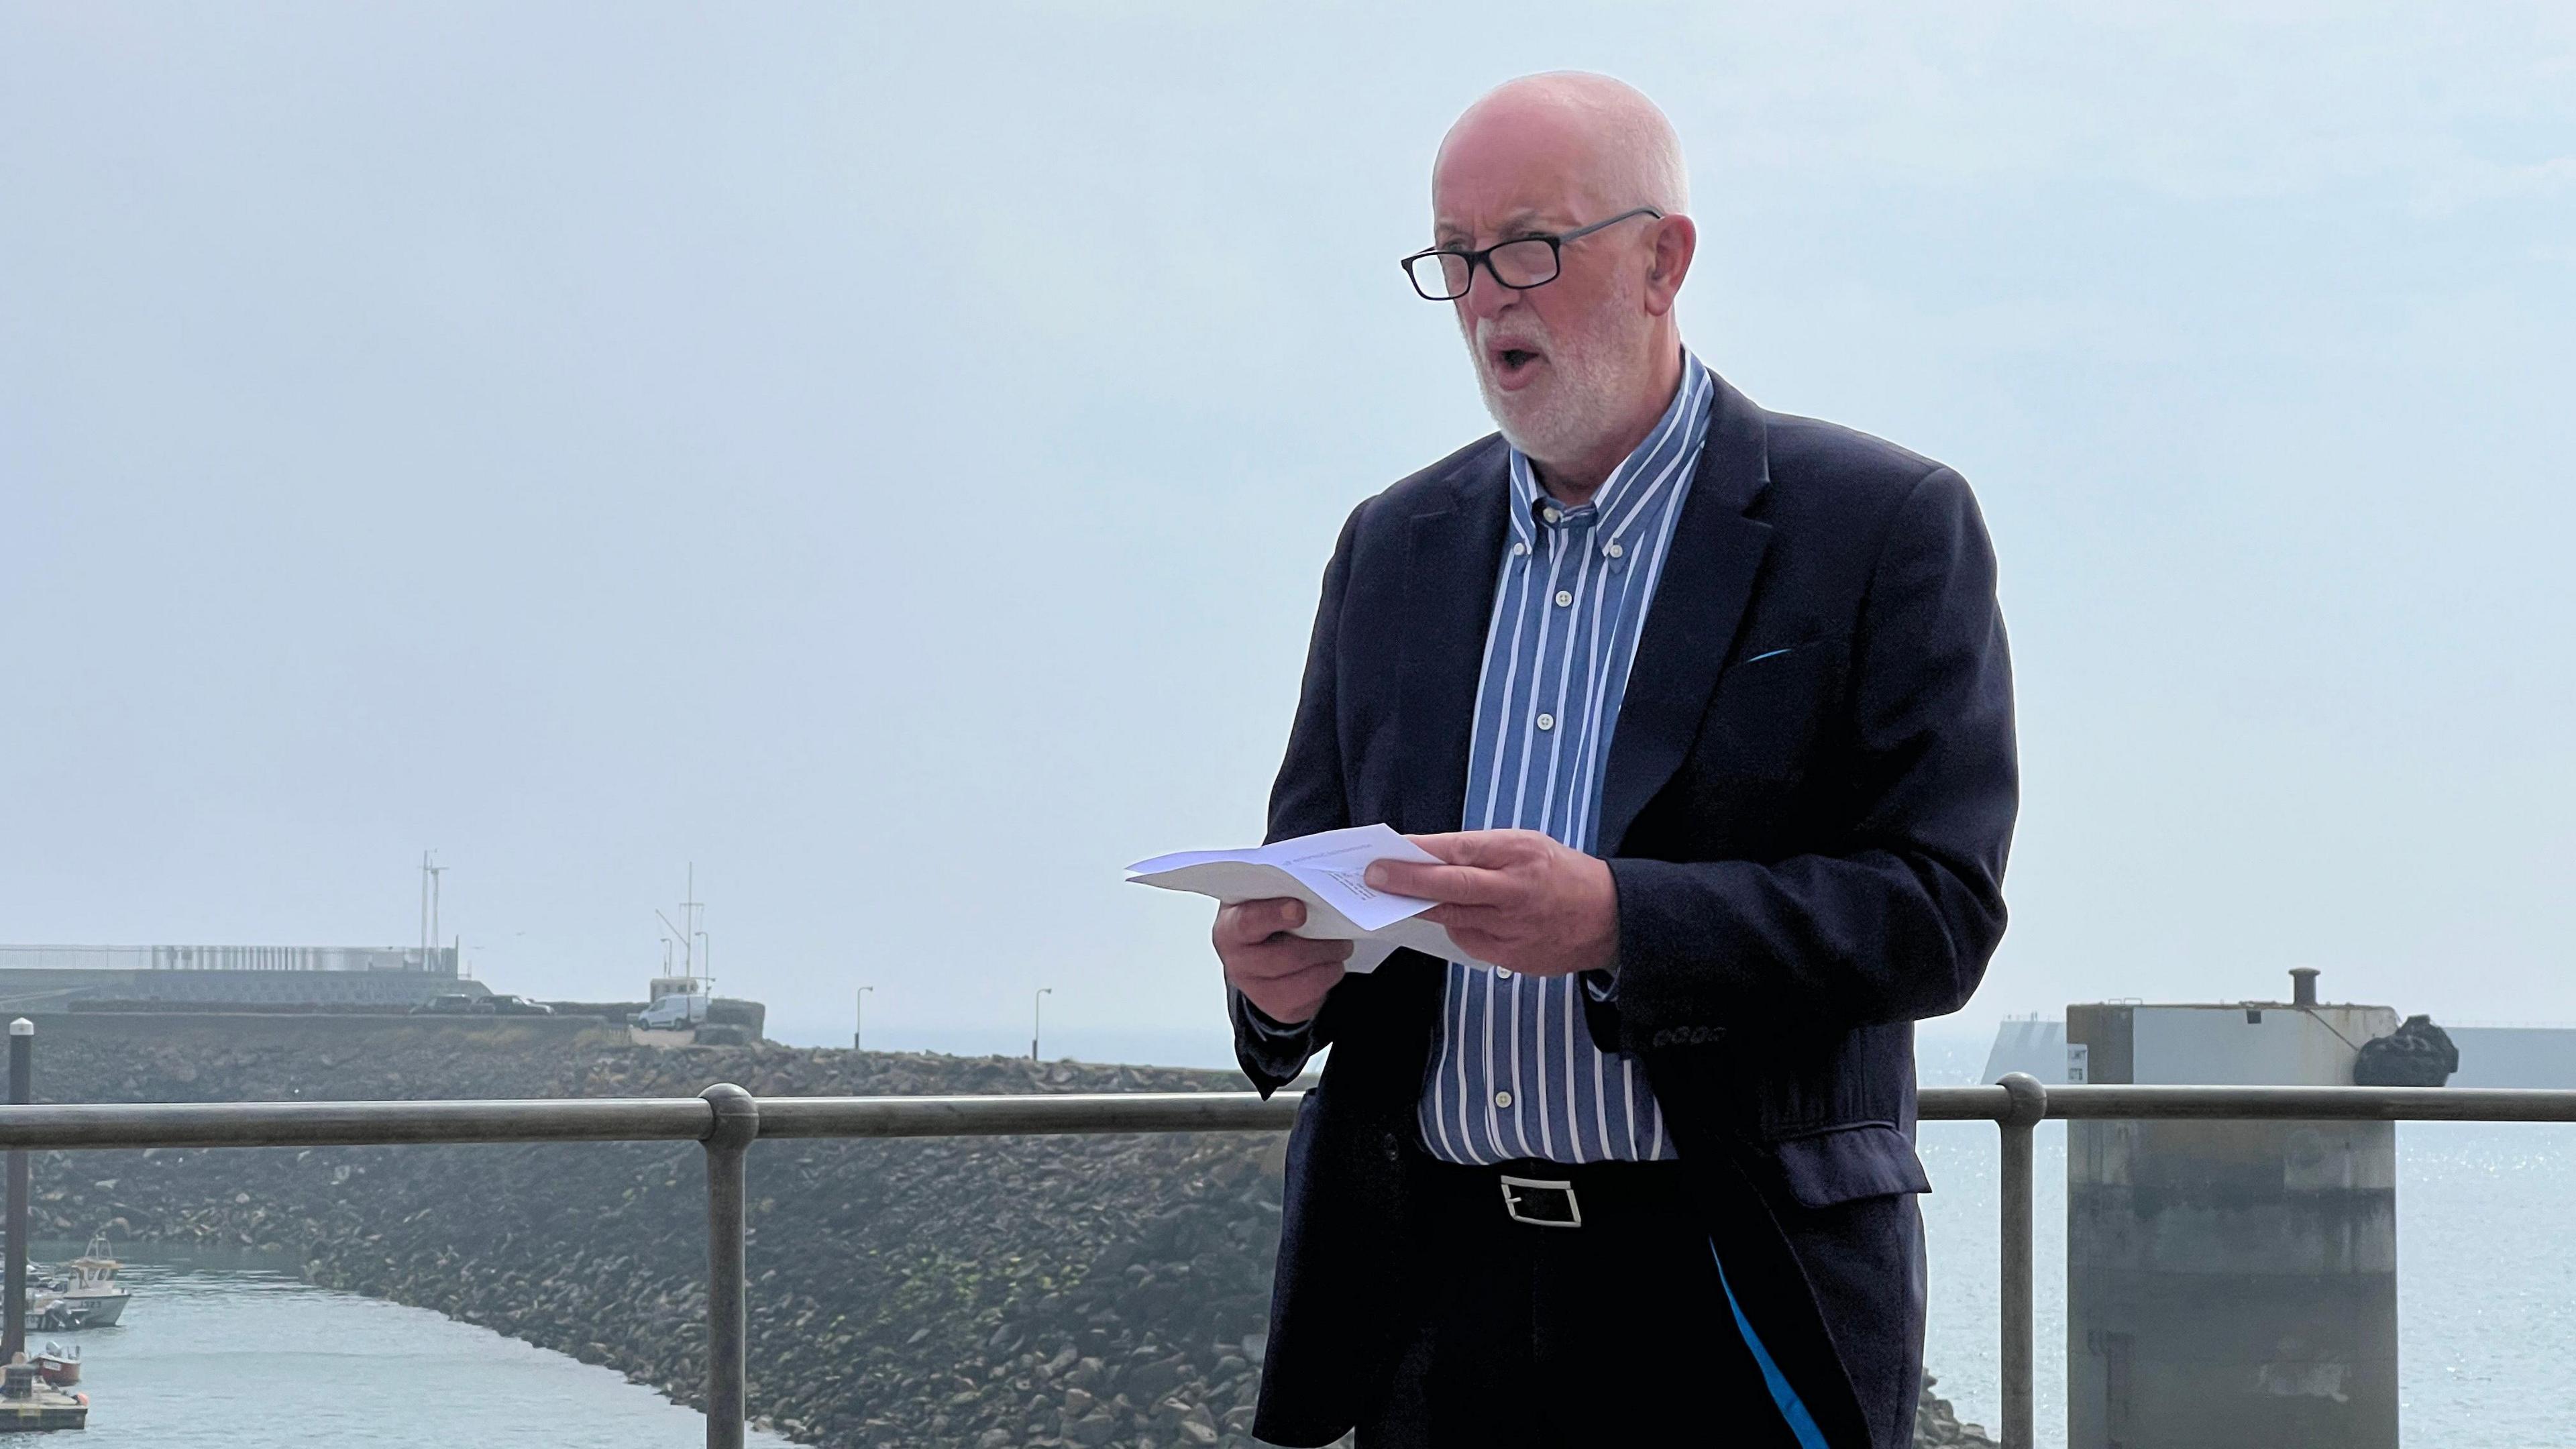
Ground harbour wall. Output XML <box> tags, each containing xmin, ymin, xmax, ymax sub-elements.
<box><xmin>12</xmin><ymin>1016</ymin><xmax>1994</xmax><ymax>1448</ymax></box>
<box><xmin>0</xmin><ymin>965</ymin><xmax>478</xmax><ymax>1010</ymax></box>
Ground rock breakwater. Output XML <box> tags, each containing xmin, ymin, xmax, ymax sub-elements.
<box><xmin>19</xmin><ymin>1017</ymin><xmax>1991</xmax><ymax>1448</ymax></box>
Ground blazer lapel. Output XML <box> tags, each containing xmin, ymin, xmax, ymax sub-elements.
<box><xmin>1597</xmin><ymin>375</ymin><xmax>1774</xmax><ymax>857</ymax></box>
<box><xmin>1397</xmin><ymin>449</ymin><xmax>1512</xmax><ymax>837</ymax></box>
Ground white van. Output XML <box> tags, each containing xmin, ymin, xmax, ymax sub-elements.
<box><xmin>634</xmin><ymin>992</ymin><xmax>710</xmax><ymax>1031</ymax></box>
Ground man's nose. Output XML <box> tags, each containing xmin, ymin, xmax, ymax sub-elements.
<box><xmin>1453</xmin><ymin>268</ymin><xmax>1516</xmax><ymax>325</ymax></box>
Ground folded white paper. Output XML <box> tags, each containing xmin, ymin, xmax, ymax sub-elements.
<box><xmin>1125</xmin><ymin>823</ymin><xmax>1485</xmax><ymax>973</ymax></box>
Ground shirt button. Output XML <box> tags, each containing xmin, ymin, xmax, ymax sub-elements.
<box><xmin>1495</xmin><ymin>968</ymin><xmax>1513</xmax><ymax>980</ymax></box>
<box><xmin>1535</xmin><ymin>712</ymin><xmax>1555</xmax><ymax>731</ymax></box>
<box><xmin>1541</xmin><ymin>507</ymin><xmax>1562</xmax><ymax>524</ymax></box>
<box><xmin>1554</xmin><ymin>590</ymin><xmax>1573</xmax><ymax>607</ymax></box>
<box><xmin>1605</xmin><ymin>541</ymin><xmax>1625</xmax><ymax>559</ymax></box>
<box><xmin>1494</xmin><ymin>1090</ymin><xmax>1514</xmax><ymax>1108</ymax></box>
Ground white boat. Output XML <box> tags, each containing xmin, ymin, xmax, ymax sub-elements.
<box><xmin>51</xmin><ymin>1234</ymin><xmax>129</xmax><ymax>1328</ymax></box>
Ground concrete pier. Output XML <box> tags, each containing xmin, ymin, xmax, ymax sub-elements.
<box><xmin>2066</xmin><ymin>971</ymin><xmax>2399</xmax><ymax>1449</ymax></box>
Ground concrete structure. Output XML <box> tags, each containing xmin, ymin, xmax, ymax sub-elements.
<box><xmin>1984</xmin><ymin>1016</ymin><xmax>2576</xmax><ymax>1089</ymax></box>
<box><xmin>2066</xmin><ymin>970</ymin><xmax>2400</xmax><ymax>1449</ymax></box>
<box><xmin>1982</xmin><ymin>1015</ymin><xmax>2070</xmax><ymax>1083</ymax></box>
<box><xmin>0</xmin><ymin>945</ymin><xmax>455</xmax><ymax>973</ymax></box>
<box><xmin>0</xmin><ymin>1375</ymin><xmax>85</xmax><ymax>1434</ymax></box>
<box><xmin>0</xmin><ymin>944</ymin><xmax>480</xmax><ymax>1012</ymax></box>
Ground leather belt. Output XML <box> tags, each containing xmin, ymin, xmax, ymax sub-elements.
<box><xmin>1423</xmin><ymin>1157</ymin><xmax>1693</xmax><ymax>1231</ymax></box>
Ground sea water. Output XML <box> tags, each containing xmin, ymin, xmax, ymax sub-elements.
<box><xmin>50</xmin><ymin>1250</ymin><xmax>794</xmax><ymax>1447</ymax></box>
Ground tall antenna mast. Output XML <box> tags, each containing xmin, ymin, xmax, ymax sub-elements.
<box><xmin>682</xmin><ymin>863</ymin><xmax>702</xmax><ymax>983</ymax></box>
<box><xmin>428</xmin><ymin>859</ymin><xmax>447</xmax><ymax>969</ymax></box>
<box><xmin>655</xmin><ymin>863</ymin><xmax>708</xmax><ymax>989</ymax></box>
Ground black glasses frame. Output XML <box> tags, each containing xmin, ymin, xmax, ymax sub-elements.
<box><xmin>1399</xmin><ymin>207</ymin><xmax>1666</xmax><ymax>301</ymax></box>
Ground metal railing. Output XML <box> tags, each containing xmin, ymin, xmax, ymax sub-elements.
<box><xmin>4</xmin><ymin>1075</ymin><xmax>2575</xmax><ymax>1448</ymax></box>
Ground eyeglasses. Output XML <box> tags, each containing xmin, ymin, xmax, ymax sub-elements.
<box><xmin>1399</xmin><ymin>207</ymin><xmax>1665</xmax><ymax>302</ymax></box>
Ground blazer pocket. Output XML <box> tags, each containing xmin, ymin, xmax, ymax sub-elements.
<box><xmin>1770</xmin><ymin>1122</ymin><xmax>1931</xmax><ymax>1208</ymax></box>
<box><xmin>1690</xmin><ymin>639</ymin><xmax>1843</xmax><ymax>784</ymax></box>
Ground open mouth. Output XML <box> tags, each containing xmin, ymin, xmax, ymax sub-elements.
<box><xmin>1491</xmin><ymin>345</ymin><xmax>1545</xmax><ymax>382</ymax></box>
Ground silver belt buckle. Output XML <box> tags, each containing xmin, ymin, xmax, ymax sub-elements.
<box><xmin>1498</xmin><ymin>1174</ymin><xmax>1582</xmax><ymax>1228</ymax></box>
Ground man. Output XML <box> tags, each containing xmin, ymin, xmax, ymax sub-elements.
<box><xmin>1215</xmin><ymin>72</ymin><xmax>2017</xmax><ymax>1448</ymax></box>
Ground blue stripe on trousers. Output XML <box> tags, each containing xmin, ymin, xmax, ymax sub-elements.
<box><xmin>1712</xmin><ymin>1242</ymin><xmax>1829</xmax><ymax>1449</ymax></box>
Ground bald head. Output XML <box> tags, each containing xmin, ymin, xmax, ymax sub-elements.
<box><xmin>1436</xmin><ymin>72</ymin><xmax>1687</xmax><ymax>219</ymax></box>
<box><xmin>1427</xmin><ymin>73</ymin><xmax>1697</xmax><ymax>500</ymax></box>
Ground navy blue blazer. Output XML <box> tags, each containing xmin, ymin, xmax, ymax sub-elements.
<box><xmin>1234</xmin><ymin>372</ymin><xmax>2017</xmax><ymax>1449</ymax></box>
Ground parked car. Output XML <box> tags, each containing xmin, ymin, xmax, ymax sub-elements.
<box><xmin>409</xmin><ymin>994</ymin><xmax>492</xmax><ymax>1016</ymax></box>
<box><xmin>482</xmin><ymin>995</ymin><xmax>555</xmax><ymax>1016</ymax></box>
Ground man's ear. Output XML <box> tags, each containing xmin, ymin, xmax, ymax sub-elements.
<box><xmin>1643</xmin><ymin>215</ymin><xmax>1697</xmax><ymax>318</ymax></box>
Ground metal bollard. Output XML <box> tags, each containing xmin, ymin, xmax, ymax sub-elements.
<box><xmin>700</xmin><ymin>1083</ymin><xmax>759</xmax><ymax>1449</ymax></box>
<box><xmin>1996</xmin><ymin>1072</ymin><xmax>2047</xmax><ymax>1449</ymax></box>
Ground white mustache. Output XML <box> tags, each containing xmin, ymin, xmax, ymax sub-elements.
<box><xmin>1472</xmin><ymin>316</ymin><xmax>1553</xmax><ymax>358</ymax></box>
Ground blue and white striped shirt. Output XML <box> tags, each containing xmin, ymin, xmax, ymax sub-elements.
<box><xmin>1416</xmin><ymin>352</ymin><xmax>1717</xmax><ymax>1167</ymax></box>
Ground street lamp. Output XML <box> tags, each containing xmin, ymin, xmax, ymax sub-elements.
<box><xmin>854</xmin><ymin>985</ymin><xmax>873</xmax><ymax>1051</ymax></box>
<box><xmin>1031</xmin><ymin>987</ymin><xmax>1053</xmax><ymax>1063</ymax></box>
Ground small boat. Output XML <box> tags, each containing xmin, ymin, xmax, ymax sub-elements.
<box><xmin>32</xmin><ymin>1342</ymin><xmax>78</xmax><ymax>1387</ymax></box>
<box><xmin>54</xmin><ymin>1234</ymin><xmax>129</xmax><ymax>1328</ymax></box>
<box><xmin>25</xmin><ymin>1293</ymin><xmax>89</xmax><ymax>1334</ymax></box>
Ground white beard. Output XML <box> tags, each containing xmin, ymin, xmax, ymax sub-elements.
<box><xmin>1465</xmin><ymin>307</ymin><xmax>1650</xmax><ymax>470</ymax></box>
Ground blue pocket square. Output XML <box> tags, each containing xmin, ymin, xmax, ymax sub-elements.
<box><xmin>1741</xmin><ymin>647</ymin><xmax>1795</xmax><ymax>664</ymax></box>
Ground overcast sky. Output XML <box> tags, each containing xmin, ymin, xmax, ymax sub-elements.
<box><xmin>4</xmin><ymin>3</ymin><xmax>2569</xmax><ymax>1061</ymax></box>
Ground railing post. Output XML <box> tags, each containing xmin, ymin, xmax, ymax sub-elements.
<box><xmin>2</xmin><ymin>1020</ymin><xmax>31</xmax><ymax>1365</ymax></box>
<box><xmin>700</xmin><ymin>1083</ymin><xmax>759</xmax><ymax>1449</ymax></box>
<box><xmin>1996</xmin><ymin>1072</ymin><xmax>2047</xmax><ymax>1449</ymax></box>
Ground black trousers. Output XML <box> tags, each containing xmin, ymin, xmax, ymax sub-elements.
<box><xmin>1354</xmin><ymin>1158</ymin><xmax>1808</xmax><ymax>1449</ymax></box>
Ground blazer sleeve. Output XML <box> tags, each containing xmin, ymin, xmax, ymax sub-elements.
<box><xmin>1592</xmin><ymin>466</ymin><xmax>2017</xmax><ymax>1045</ymax></box>
<box><xmin>1230</xmin><ymin>501</ymin><xmax>1367</xmax><ymax>1093</ymax></box>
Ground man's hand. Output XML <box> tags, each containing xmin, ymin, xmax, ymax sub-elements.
<box><xmin>1364</xmin><ymin>830</ymin><xmax>1619</xmax><ymax>978</ymax></box>
<box><xmin>1216</xmin><ymin>898</ymin><xmax>1352</xmax><ymax>1026</ymax></box>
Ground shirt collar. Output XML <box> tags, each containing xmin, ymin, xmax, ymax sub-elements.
<box><xmin>1506</xmin><ymin>348</ymin><xmax>1715</xmax><ymax>551</ymax></box>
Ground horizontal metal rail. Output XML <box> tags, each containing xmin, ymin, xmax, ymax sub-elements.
<box><xmin>3</xmin><ymin>1077</ymin><xmax>2572</xmax><ymax>1449</ymax></box>
<box><xmin>0</xmin><ymin>1096</ymin><xmax>713</xmax><ymax>1149</ymax></box>
<box><xmin>9</xmin><ymin>1083</ymin><xmax>2573</xmax><ymax>1152</ymax></box>
<box><xmin>2004</xmin><ymin>1083</ymin><xmax>2576</xmax><ymax>1122</ymax></box>
<box><xmin>754</xmin><ymin>1089</ymin><xmax>1301</xmax><ymax>1138</ymax></box>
